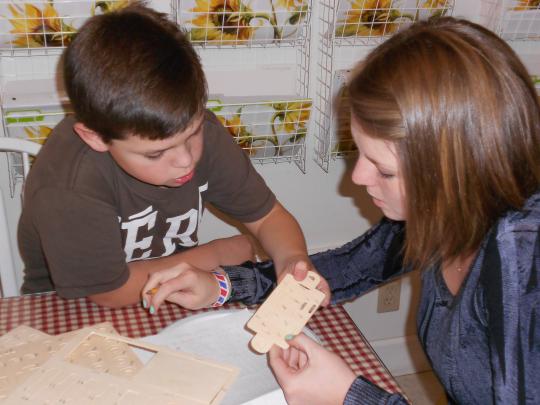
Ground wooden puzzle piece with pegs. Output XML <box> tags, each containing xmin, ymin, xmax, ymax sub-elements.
<box><xmin>246</xmin><ymin>271</ymin><xmax>325</xmax><ymax>353</ymax></box>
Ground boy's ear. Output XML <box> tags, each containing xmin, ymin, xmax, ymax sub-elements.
<box><xmin>73</xmin><ymin>122</ymin><xmax>109</xmax><ymax>152</ymax></box>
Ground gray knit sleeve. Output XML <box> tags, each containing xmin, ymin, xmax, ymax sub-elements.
<box><xmin>311</xmin><ymin>218</ymin><xmax>407</xmax><ymax>304</ymax></box>
<box><xmin>222</xmin><ymin>261</ymin><xmax>276</xmax><ymax>306</ymax></box>
<box><xmin>344</xmin><ymin>376</ymin><xmax>409</xmax><ymax>405</ymax></box>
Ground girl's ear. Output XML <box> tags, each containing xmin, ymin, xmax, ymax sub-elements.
<box><xmin>73</xmin><ymin>122</ymin><xmax>109</xmax><ymax>152</ymax></box>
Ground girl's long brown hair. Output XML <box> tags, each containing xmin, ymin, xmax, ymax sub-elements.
<box><xmin>349</xmin><ymin>17</ymin><xmax>540</xmax><ymax>270</ymax></box>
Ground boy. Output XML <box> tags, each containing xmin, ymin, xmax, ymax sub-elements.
<box><xmin>18</xmin><ymin>4</ymin><xmax>329</xmax><ymax>308</ymax></box>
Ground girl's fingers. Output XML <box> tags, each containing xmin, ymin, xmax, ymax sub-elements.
<box><xmin>298</xmin><ymin>350</ymin><xmax>308</xmax><ymax>369</ymax></box>
<box><xmin>268</xmin><ymin>346</ymin><xmax>294</xmax><ymax>382</ymax></box>
<box><xmin>287</xmin><ymin>347</ymin><xmax>301</xmax><ymax>369</ymax></box>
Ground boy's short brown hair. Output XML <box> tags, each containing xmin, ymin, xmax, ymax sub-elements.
<box><xmin>63</xmin><ymin>3</ymin><xmax>207</xmax><ymax>142</ymax></box>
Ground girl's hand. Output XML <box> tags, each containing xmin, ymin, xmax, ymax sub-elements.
<box><xmin>268</xmin><ymin>333</ymin><xmax>356</xmax><ymax>405</ymax></box>
<box><xmin>141</xmin><ymin>264</ymin><xmax>220</xmax><ymax>313</ymax></box>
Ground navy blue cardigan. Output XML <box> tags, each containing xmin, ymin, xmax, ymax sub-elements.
<box><xmin>225</xmin><ymin>191</ymin><xmax>540</xmax><ymax>404</ymax></box>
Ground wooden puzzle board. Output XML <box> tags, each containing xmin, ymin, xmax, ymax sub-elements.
<box><xmin>66</xmin><ymin>332</ymin><xmax>143</xmax><ymax>377</ymax></box>
<box><xmin>3</xmin><ymin>329</ymin><xmax>239</xmax><ymax>405</ymax></box>
<box><xmin>246</xmin><ymin>271</ymin><xmax>325</xmax><ymax>353</ymax></box>
<box><xmin>0</xmin><ymin>325</ymin><xmax>49</xmax><ymax>350</ymax></box>
<box><xmin>0</xmin><ymin>323</ymin><xmax>140</xmax><ymax>400</ymax></box>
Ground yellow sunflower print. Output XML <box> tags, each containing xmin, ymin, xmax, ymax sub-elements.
<box><xmin>93</xmin><ymin>0</ymin><xmax>131</xmax><ymax>14</ymax></box>
<box><xmin>24</xmin><ymin>126</ymin><xmax>52</xmax><ymax>145</ymax></box>
<box><xmin>422</xmin><ymin>0</ymin><xmax>451</xmax><ymax>17</ymax></box>
<box><xmin>271</xmin><ymin>101</ymin><xmax>311</xmax><ymax>134</ymax></box>
<box><xmin>189</xmin><ymin>0</ymin><xmax>255</xmax><ymax>43</ymax></box>
<box><xmin>218</xmin><ymin>114</ymin><xmax>256</xmax><ymax>151</ymax></box>
<box><xmin>7</xmin><ymin>3</ymin><xmax>76</xmax><ymax>48</ymax></box>
<box><xmin>335</xmin><ymin>0</ymin><xmax>402</xmax><ymax>38</ymax></box>
<box><xmin>513</xmin><ymin>0</ymin><xmax>540</xmax><ymax>10</ymax></box>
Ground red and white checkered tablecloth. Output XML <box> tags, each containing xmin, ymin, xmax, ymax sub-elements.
<box><xmin>0</xmin><ymin>292</ymin><xmax>402</xmax><ymax>395</ymax></box>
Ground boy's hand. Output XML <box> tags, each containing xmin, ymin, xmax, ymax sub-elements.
<box><xmin>141</xmin><ymin>264</ymin><xmax>220</xmax><ymax>314</ymax></box>
<box><xmin>268</xmin><ymin>333</ymin><xmax>356</xmax><ymax>405</ymax></box>
<box><xmin>279</xmin><ymin>258</ymin><xmax>331</xmax><ymax>306</ymax></box>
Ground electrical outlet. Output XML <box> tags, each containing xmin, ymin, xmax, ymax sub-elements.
<box><xmin>377</xmin><ymin>279</ymin><xmax>401</xmax><ymax>313</ymax></box>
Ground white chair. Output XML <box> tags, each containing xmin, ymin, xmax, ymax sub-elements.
<box><xmin>0</xmin><ymin>137</ymin><xmax>41</xmax><ymax>297</ymax></box>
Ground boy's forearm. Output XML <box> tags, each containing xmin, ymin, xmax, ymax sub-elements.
<box><xmin>88</xmin><ymin>236</ymin><xmax>254</xmax><ymax>308</ymax></box>
<box><xmin>203</xmin><ymin>235</ymin><xmax>255</xmax><ymax>266</ymax></box>
<box><xmin>89</xmin><ymin>256</ymin><xmax>187</xmax><ymax>308</ymax></box>
<box><xmin>245</xmin><ymin>202</ymin><xmax>309</xmax><ymax>276</ymax></box>
<box><xmin>88</xmin><ymin>260</ymin><xmax>156</xmax><ymax>308</ymax></box>
<box><xmin>90</xmin><ymin>255</ymin><xmax>203</xmax><ymax>308</ymax></box>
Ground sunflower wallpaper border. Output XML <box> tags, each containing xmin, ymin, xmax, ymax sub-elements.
<box><xmin>0</xmin><ymin>0</ymin><xmax>170</xmax><ymax>53</ymax></box>
<box><xmin>499</xmin><ymin>0</ymin><xmax>540</xmax><ymax>40</ymax></box>
<box><xmin>333</xmin><ymin>0</ymin><xmax>453</xmax><ymax>45</ymax></box>
<box><xmin>178</xmin><ymin>0</ymin><xmax>311</xmax><ymax>47</ymax></box>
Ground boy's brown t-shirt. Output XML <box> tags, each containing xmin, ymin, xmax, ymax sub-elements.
<box><xmin>18</xmin><ymin>111</ymin><xmax>276</xmax><ymax>298</ymax></box>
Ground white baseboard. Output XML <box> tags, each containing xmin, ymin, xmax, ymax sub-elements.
<box><xmin>369</xmin><ymin>335</ymin><xmax>431</xmax><ymax>376</ymax></box>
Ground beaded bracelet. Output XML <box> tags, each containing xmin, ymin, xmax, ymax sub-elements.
<box><xmin>211</xmin><ymin>270</ymin><xmax>231</xmax><ymax>307</ymax></box>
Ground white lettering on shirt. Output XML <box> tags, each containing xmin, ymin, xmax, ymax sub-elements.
<box><xmin>122</xmin><ymin>207</ymin><xmax>157</xmax><ymax>261</ymax></box>
<box><xmin>162</xmin><ymin>182</ymin><xmax>209</xmax><ymax>254</ymax></box>
<box><xmin>121</xmin><ymin>183</ymin><xmax>209</xmax><ymax>261</ymax></box>
<box><xmin>162</xmin><ymin>209</ymin><xmax>198</xmax><ymax>254</ymax></box>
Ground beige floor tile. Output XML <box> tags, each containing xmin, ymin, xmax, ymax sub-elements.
<box><xmin>395</xmin><ymin>371</ymin><xmax>447</xmax><ymax>405</ymax></box>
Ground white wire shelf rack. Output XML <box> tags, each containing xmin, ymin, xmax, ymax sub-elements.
<box><xmin>191</xmin><ymin>0</ymin><xmax>313</xmax><ymax>171</ymax></box>
<box><xmin>209</xmin><ymin>97</ymin><xmax>311</xmax><ymax>169</ymax></box>
<box><xmin>178</xmin><ymin>0</ymin><xmax>311</xmax><ymax>47</ymax></box>
<box><xmin>327</xmin><ymin>71</ymin><xmax>356</xmax><ymax>160</ymax></box>
<box><xmin>313</xmin><ymin>69</ymin><xmax>355</xmax><ymax>170</ymax></box>
<box><xmin>332</xmin><ymin>0</ymin><xmax>453</xmax><ymax>47</ymax></box>
<box><xmin>0</xmin><ymin>0</ymin><xmax>174</xmax><ymax>56</ymax></box>
<box><xmin>0</xmin><ymin>1</ymin><xmax>312</xmax><ymax>193</ymax></box>
<box><xmin>313</xmin><ymin>0</ymin><xmax>454</xmax><ymax>172</ymax></box>
<box><xmin>494</xmin><ymin>0</ymin><xmax>540</xmax><ymax>41</ymax></box>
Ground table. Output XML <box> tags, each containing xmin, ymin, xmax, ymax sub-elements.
<box><xmin>0</xmin><ymin>292</ymin><xmax>403</xmax><ymax>396</ymax></box>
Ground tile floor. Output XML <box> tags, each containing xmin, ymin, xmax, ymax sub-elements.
<box><xmin>394</xmin><ymin>371</ymin><xmax>448</xmax><ymax>405</ymax></box>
